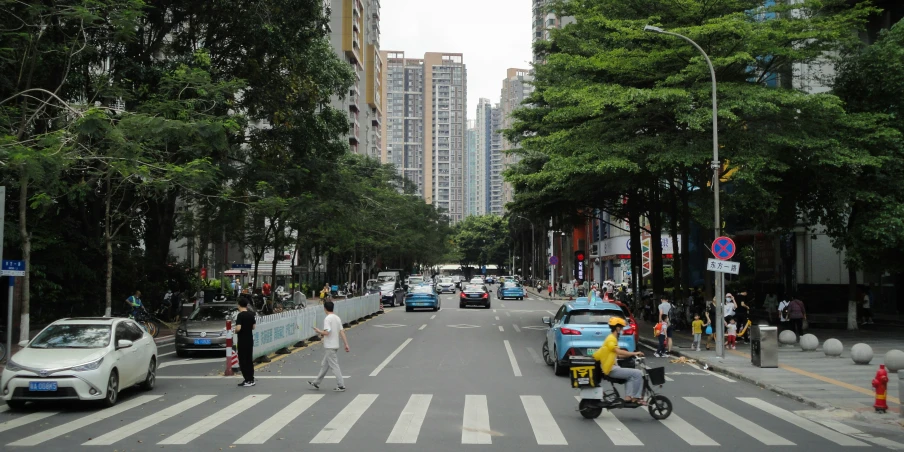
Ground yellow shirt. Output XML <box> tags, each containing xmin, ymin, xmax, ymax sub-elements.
<box><xmin>692</xmin><ymin>319</ymin><xmax>704</xmax><ymax>334</ymax></box>
<box><xmin>592</xmin><ymin>333</ymin><xmax>619</xmax><ymax>375</ymax></box>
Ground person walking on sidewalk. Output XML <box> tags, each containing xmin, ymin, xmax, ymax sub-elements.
<box><xmin>654</xmin><ymin>318</ymin><xmax>669</xmax><ymax>358</ymax></box>
<box><xmin>657</xmin><ymin>296</ymin><xmax>675</xmax><ymax>354</ymax></box>
<box><xmin>235</xmin><ymin>297</ymin><xmax>257</xmax><ymax>387</ymax></box>
<box><xmin>691</xmin><ymin>314</ymin><xmax>704</xmax><ymax>351</ymax></box>
<box><xmin>860</xmin><ymin>288</ymin><xmax>874</xmax><ymax>325</ymax></box>
<box><xmin>778</xmin><ymin>297</ymin><xmax>791</xmax><ymax>332</ymax></box>
<box><xmin>309</xmin><ymin>301</ymin><xmax>350</xmax><ymax>392</ymax></box>
<box><xmin>788</xmin><ymin>296</ymin><xmax>807</xmax><ymax>340</ymax></box>
<box><xmin>725</xmin><ymin>318</ymin><xmax>738</xmax><ymax>350</ymax></box>
<box><xmin>704</xmin><ymin>298</ymin><xmax>717</xmax><ymax>350</ymax></box>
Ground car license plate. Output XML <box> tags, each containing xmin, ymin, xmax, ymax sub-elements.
<box><xmin>587</xmin><ymin>348</ymin><xmax>598</xmax><ymax>355</ymax></box>
<box><xmin>29</xmin><ymin>381</ymin><xmax>57</xmax><ymax>391</ymax></box>
<box><xmin>194</xmin><ymin>339</ymin><xmax>212</xmax><ymax>345</ymax></box>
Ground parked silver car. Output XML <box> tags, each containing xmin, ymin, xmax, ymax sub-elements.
<box><xmin>175</xmin><ymin>303</ymin><xmax>242</xmax><ymax>357</ymax></box>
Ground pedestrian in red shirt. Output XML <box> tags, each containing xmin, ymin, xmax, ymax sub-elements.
<box><xmin>262</xmin><ymin>282</ymin><xmax>271</xmax><ymax>297</ymax></box>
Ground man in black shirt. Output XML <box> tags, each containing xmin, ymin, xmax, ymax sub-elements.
<box><xmin>235</xmin><ymin>298</ymin><xmax>257</xmax><ymax>387</ymax></box>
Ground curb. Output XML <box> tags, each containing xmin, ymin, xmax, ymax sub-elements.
<box><xmin>637</xmin><ymin>336</ymin><xmax>835</xmax><ymax>412</ymax></box>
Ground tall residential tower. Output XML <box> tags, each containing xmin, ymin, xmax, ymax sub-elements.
<box><xmin>500</xmin><ymin>68</ymin><xmax>534</xmax><ymax>209</ymax></box>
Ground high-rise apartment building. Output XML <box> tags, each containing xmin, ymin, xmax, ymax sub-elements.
<box><xmin>465</xmin><ymin>122</ymin><xmax>479</xmax><ymax>216</ymax></box>
<box><xmin>531</xmin><ymin>0</ymin><xmax>575</xmax><ymax>63</ymax></box>
<box><xmin>381</xmin><ymin>51</ymin><xmax>467</xmax><ymax>222</ymax></box>
<box><xmin>500</xmin><ymin>68</ymin><xmax>534</xmax><ymax>209</ymax></box>
<box><xmin>475</xmin><ymin>98</ymin><xmax>493</xmax><ymax>215</ymax></box>
<box><xmin>488</xmin><ymin>105</ymin><xmax>504</xmax><ymax>215</ymax></box>
<box><xmin>327</xmin><ymin>0</ymin><xmax>383</xmax><ymax>159</ymax></box>
<box><xmin>381</xmin><ymin>51</ymin><xmax>425</xmax><ymax>195</ymax></box>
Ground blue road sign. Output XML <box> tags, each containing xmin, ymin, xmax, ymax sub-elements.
<box><xmin>2</xmin><ymin>260</ymin><xmax>25</xmax><ymax>277</ymax></box>
<box><xmin>549</xmin><ymin>256</ymin><xmax>559</xmax><ymax>265</ymax></box>
<box><xmin>231</xmin><ymin>263</ymin><xmax>252</xmax><ymax>269</ymax></box>
<box><xmin>712</xmin><ymin>237</ymin><xmax>736</xmax><ymax>261</ymax></box>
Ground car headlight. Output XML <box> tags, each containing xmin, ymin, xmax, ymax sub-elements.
<box><xmin>5</xmin><ymin>360</ymin><xmax>23</xmax><ymax>372</ymax></box>
<box><xmin>71</xmin><ymin>357</ymin><xmax>104</xmax><ymax>372</ymax></box>
<box><xmin>176</xmin><ymin>328</ymin><xmax>187</xmax><ymax>336</ymax></box>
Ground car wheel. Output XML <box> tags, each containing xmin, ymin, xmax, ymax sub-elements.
<box><xmin>5</xmin><ymin>400</ymin><xmax>26</xmax><ymax>411</ymax></box>
<box><xmin>433</xmin><ymin>305</ymin><xmax>439</xmax><ymax>312</ymax></box>
<box><xmin>553</xmin><ymin>348</ymin><xmax>568</xmax><ymax>376</ymax></box>
<box><xmin>406</xmin><ymin>306</ymin><xmax>412</xmax><ymax>312</ymax></box>
<box><xmin>141</xmin><ymin>358</ymin><xmax>156</xmax><ymax>391</ymax></box>
<box><xmin>485</xmin><ymin>302</ymin><xmax>491</xmax><ymax>309</ymax></box>
<box><xmin>103</xmin><ymin>370</ymin><xmax>119</xmax><ymax>407</ymax></box>
<box><xmin>542</xmin><ymin>341</ymin><xmax>554</xmax><ymax>366</ymax></box>
<box><xmin>176</xmin><ymin>349</ymin><xmax>189</xmax><ymax>358</ymax></box>
<box><xmin>459</xmin><ymin>303</ymin><xmax>465</xmax><ymax>309</ymax></box>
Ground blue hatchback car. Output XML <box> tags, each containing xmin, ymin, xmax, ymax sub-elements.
<box><xmin>405</xmin><ymin>284</ymin><xmax>440</xmax><ymax>312</ymax></box>
<box><xmin>496</xmin><ymin>281</ymin><xmax>525</xmax><ymax>300</ymax></box>
<box><xmin>542</xmin><ymin>297</ymin><xmax>637</xmax><ymax>376</ymax></box>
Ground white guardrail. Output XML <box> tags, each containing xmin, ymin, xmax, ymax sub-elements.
<box><xmin>244</xmin><ymin>294</ymin><xmax>380</xmax><ymax>360</ymax></box>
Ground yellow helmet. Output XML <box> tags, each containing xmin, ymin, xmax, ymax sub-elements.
<box><xmin>609</xmin><ymin>317</ymin><xmax>627</xmax><ymax>328</ymax></box>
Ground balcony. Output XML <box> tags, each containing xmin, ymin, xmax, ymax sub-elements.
<box><xmin>349</xmin><ymin>122</ymin><xmax>360</xmax><ymax>143</ymax></box>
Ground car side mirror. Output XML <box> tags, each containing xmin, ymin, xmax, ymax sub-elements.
<box><xmin>542</xmin><ymin>316</ymin><xmax>551</xmax><ymax>326</ymax></box>
<box><xmin>18</xmin><ymin>340</ymin><xmax>29</xmax><ymax>348</ymax></box>
<box><xmin>116</xmin><ymin>339</ymin><xmax>133</xmax><ymax>349</ymax></box>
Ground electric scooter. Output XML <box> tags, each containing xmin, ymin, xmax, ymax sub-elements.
<box><xmin>569</xmin><ymin>356</ymin><xmax>673</xmax><ymax>420</ymax></box>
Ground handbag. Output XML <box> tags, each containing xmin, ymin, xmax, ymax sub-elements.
<box><xmin>802</xmin><ymin>319</ymin><xmax>809</xmax><ymax>330</ymax></box>
<box><xmin>705</xmin><ymin>325</ymin><xmax>713</xmax><ymax>335</ymax></box>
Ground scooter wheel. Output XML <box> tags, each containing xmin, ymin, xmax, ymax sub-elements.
<box><xmin>578</xmin><ymin>399</ymin><xmax>603</xmax><ymax>419</ymax></box>
<box><xmin>648</xmin><ymin>394</ymin><xmax>672</xmax><ymax>420</ymax></box>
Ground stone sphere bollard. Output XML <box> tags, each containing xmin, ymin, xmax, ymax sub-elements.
<box><xmin>823</xmin><ymin>338</ymin><xmax>843</xmax><ymax>357</ymax></box>
<box><xmin>800</xmin><ymin>334</ymin><xmax>819</xmax><ymax>351</ymax></box>
<box><xmin>779</xmin><ymin>330</ymin><xmax>797</xmax><ymax>345</ymax></box>
<box><xmin>884</xmin><ymin>349</ymin><xmax>904</xmax><ymax>373</ymax></box>
<box><xmin>851</xmin><ymin>343</ymin><xmax>874</xmax><ymax>365</ymax></box>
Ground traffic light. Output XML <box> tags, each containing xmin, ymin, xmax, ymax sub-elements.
<box><xmin>575</xmin><ymin>251</ymin><xmax>585</xmax><ymax>262</ymax></box>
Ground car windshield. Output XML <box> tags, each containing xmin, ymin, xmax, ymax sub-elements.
<box><xmin>377</xmin><ymin>275</ymin><xmax>396</xmax><ymax>282</ymax></box>
<box><xmin>469</xmin><ymin>278</ymin><xmax>483</xmax><ymax>283</ymax></box>
<box><xmin>439</xmin><ymin>278</ymin><xmax>453</xmax><ymax>284</ymax></box>
<box><xmin>380</xmin><ymin>283</ymin><xmax>396</xmax><ymax>291</ymax></box>
<box><xmin>30</xmin><ymin>324</ymin><xmax>112</xmax><ymax>349</ymax></box>
<box><xmin>463</xmin><ymin>284</ymin><xmax>484</xmax><ymax>292</ymax></box>
<box><xmin>189</xmin><ymin>305</ymin><xmax>239</xmax><ymax>321</ymax></box>
<box><xmin>565</xmin><ymin>309</ymin><xmax>625</xmax><ymax>325</ymax></box>
<box><xmin>411</xmin><ymin>286</ymin><xmax>434</xmax><ymax>294</ymax></box>
<box><xmin>503</xmin><ymin>282</ymin><xmax>520</xmax><ymax>288</ymax></box>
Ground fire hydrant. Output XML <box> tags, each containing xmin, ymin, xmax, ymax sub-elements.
<box><xmin>873</xmin><ymin>364</ymin><xmax>889</xmax><ymax>413</ymax></box>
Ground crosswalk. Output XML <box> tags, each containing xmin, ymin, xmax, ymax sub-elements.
<box><xmin>0</xmin><ymin>392</ymin><xmax>886</xmax><ymax>448</ymax></box>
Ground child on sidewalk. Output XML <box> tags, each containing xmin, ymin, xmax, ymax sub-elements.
<box><xmin>725</xmin><ymin>318</ymin><xmax>738</xmax><ymax>349</ymax></box>
<box><xmin>691</xmin><ymin>314</ymin><xmax>704</xmax><ymax>352</ymax></box>
<box><xmin>654</xmin><ymin>318</ymin><xmax>669</xmax><ymax>358</ymax></box>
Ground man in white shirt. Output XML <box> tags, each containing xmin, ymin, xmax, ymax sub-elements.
<box><xmin>778</xmin><ymin>298</ymin><xmax>791</xmax><ymax>332</ymax></box>
<box><xmin>309</xmin><ymin>301</ymin><xmax>350</xmax><ymax>392</ymax></box>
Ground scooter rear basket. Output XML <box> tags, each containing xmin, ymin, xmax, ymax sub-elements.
<box><xmin>647</xmin><ymin>366</ymin><xmax>666</xmax><ymax>385</ymax></box>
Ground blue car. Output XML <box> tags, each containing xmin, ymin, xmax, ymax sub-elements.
<box><xmin>405</xmin><ymin>285</ymin><xmax>440</xmax><ymax>312</ymax></box>
<box><xmin>541</xmin><ymin>297</ymin><xmax>637</xmax><ymax>376</ymax></box>
<box><xmin>496</xmin><ymin>281</ymin><xmax>525</xmax><ymax>300</ymax></box>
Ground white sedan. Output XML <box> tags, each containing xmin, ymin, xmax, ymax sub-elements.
<box><xmin>1</xmin><ymin>317</ymin><xmax>158</xmax><ymax>410</ymax></box>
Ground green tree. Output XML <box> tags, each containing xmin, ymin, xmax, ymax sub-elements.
<box><xmin>452</xmin><ymin>215</ymin><xmax>511</xmax><ymax>276</ymax></box>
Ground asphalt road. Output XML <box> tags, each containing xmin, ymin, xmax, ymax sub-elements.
<box><xmin>1</xmin><ymin>289</ymin><xmax>903</xmax><ymax>451</ymax></box>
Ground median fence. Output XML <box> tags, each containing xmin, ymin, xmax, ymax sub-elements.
<box><xmin>229</xmin><ymin>294</ymin><xmax>381</xmax><ymax>365</ymax></box>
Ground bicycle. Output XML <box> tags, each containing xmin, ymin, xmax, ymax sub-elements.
<box><xmin>131</xmin><ymin>309</ymin><xmax>160</xmax><ymax>338</ymax></box>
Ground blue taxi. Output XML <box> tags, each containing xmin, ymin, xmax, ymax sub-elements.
<box><xmin>405</xmin><ymin>284</ymin><xmax>440</xmax><ymax>312</ymax></box>
<box><xmin>496</xmin><ymin>281</ymin><xmax>525</xmax><ymax>300</ymax></box>
<box><xmin>541</xmin><ymin>297</ymin><xmax>637</xmax><ymax>376</ymax></box>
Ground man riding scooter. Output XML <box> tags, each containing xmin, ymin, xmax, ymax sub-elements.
<box><xmin>592</xmin><ymin>318</ymin><xmax>646</xmax><ymax>405</ymax></box>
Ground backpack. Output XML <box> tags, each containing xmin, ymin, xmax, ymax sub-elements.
<box><xmin>667</xmin><ymin>303</ymin><xmax>678</xmax><ymax>324</ymax></box>
<box><xmin>653</xmin><ymin>322</ymin><xmax>662</xmax><ymax>336</ymax></box>
<box><xmin>780</xmin><ymin>300</ymin><xmax>790</xmax><ymax>319</ymax></box>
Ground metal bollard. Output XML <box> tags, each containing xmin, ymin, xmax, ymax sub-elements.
<box><xmin>900</xmin><ymin>372</ymin><xmax>904</xmax><ymax>420</ymax></box>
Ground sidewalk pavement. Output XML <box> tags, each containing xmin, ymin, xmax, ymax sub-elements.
<box><xmin>635</xmin><ymin>318</ymin><xmax>903</xmax><ymax>425</ymax></box>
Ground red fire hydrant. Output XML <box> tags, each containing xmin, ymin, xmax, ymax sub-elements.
<box><xmin>872</xmin><ymin>364</ymin><xmax>889</xmax><ymax>413</ymax></box>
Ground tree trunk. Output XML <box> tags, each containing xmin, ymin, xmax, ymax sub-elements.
<box><xmin>680</xmin><ymin>179</ymin><xmax>692</xmax><ymax>297</ymax></box>
<box><xmin>668</xmin><ymin>181</ymin><xmax>683</xmax><ymax>301</ymax></box>
<box><xmin>144</xmin><ymin>194</ymin><xmax>178</xmax><ymax>282</ymax></box>
<box><xmin>650</xmin><ymin>203</ymin><xmax>665</xmax><ymax>296</ymax></box>
<box><xmin>628</xmin><ymin>197</ymin><xmax>642</xmax><ymax>310</ymax></box>
<box><xmin>104</xmin><ymin>172</ymin><xmax>113</xmax><ymax>317</ymax></box>
<box><xmin>847</xmin><ymin>267</ymin><xmax>859</xmax><ymax>331</ymax></box>
<box><xmin>18</xmin><ymin>169</ymin><xmax>31</xmax><ymax>342</ymax></box>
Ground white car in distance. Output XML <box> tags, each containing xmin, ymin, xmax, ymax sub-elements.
<box><xmin>1</xmin><ymin>317</ymin><xmax>158</xmax><ymax>410</ymax></box>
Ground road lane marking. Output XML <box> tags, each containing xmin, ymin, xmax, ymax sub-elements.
<box><xmin>495</xmin><ymin>316</ymin><xmax>500</xmax><ymax>321</ymax></box>
<box><xmin>311</xmin><ymin>394</ymin><xmax>378</xmax><ymax>443</ymax></box>
<box><xmin>83</xmin><ymin>395</ymin><xmax>215</xmax><ymax>445</ymax></box>
<box><xmin>234</xmin><ymin>394</ymin><xmax>322</xmax><ymax>444</ymax></box>
<box><xmin>158</xmin><ymin>358</ymin><xmax>224</xmax><ymax>369</ymax></box>
<box><xmin>526</xmin><ymin>347</ymin><xmax>544</xmax><ymax>364</ymax></box>
<box><xmin>9</xmin><ymin>395</ymin><xmax>161</xmax><ymax>446</ymax></box>
<box><xmin>512</xmin><ymin>324</ymin><xmax>521</xmax><ymax>333</ymax></box>
<box><xmin>574</xmin><ymin>396</ymin><xmax>642</xmax><ymax>445</ymax></box>
<box><xmin>658</xmin><ymin>412</ymin><xmax>719</xmax><ymax>446</ymax></box>
<box><xmin>157</xmin><ymin>375</ymin><xmax>348</xmax><ymax>379</ymax></box>
<box><xmin>498</xmin><ymin>325</ymin><xmax>505</xmax><ymax>332</ymax></box>
<box><xmin>387</xmin><ymin>394</ymin><xmax>432</xmax><ymax>444</ymax></box>
<box><xmin>685</xmin><ymin>361</ymin><xmax>736</xmax><ymax>382</ymax></box>
<box><xmin>160</xmin><ymin>395</ymin><xmax>270</xmax><ymax>445</ymax></box>
<box><xmin>521</xmin><ymin>396</ymin><xmax>567</xmax><ymax>445</ymax></box>
<box><xmin>430</xmin><ymin>315</ymin><xmax>436</xmax><ymax>319</ymax></box>
<box><xmin>419</xmin><ymin>324</ymin><xmax>427</xmax><ymax>330</ymax></box>
<box><xmin>504</xmin><ymin>340</ymin><xmax>522</xmax><ymax>376</ymax></box>
<box><xmin>462</xmin><ymin>395</ymin><xmax>492</xmax><ymax>444</ymax></box>
<box><xmin>546</xmin><ymin>310</ymin><xmax>555</xmax><ymax>315</ymax></box>
<box><xmin>684</xmin><ymin>397</ymin><xmax>794</xmax><ymax>445</ymax></box>
<box><xmin>370</xmin><ymin>338</ymin><xmax>413</xmax><ymax>376</ymax></box>
<box><xmin>501</xmin><ymin>304</ymin><xmax>506</xmax><ymax>307</ymax></box>
<box><xmin>738</xmin><ymin>398</ymin><xmax>867</xmax><ymax>446</ymax></box>
<box><xmin>158</xmin><ymin>351</ymin><xmax>175</xmax><ymax>357</ymax></box>
<box><xmin>493</xmin><ymin>309</ymin><xmax>497</xmax><ymax>313</ymax></box>
<box><xmin>0</xmin><ymin>411</ymin><xmax>60</xmax><ymax>434</ymax></box>
<box><xmin>809</xmin><ymin>419</ymin><xmax>904</xmax><ymax>450</ymax></box>
<box><xmin>506</xmin><ymin>312</ymin><xmax>511</xmax><ymax>317</ymax></box>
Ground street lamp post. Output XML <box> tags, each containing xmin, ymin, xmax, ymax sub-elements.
<box><xmin>644</xmin><ymin>25</ymin><xmax>724</xmax><ymax>358</ymax></box>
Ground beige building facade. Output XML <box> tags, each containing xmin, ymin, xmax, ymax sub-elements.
<box><xmin>500</xmin><ymin>68</ymin><xmax>534</xmax><ymax>210</ymax></box>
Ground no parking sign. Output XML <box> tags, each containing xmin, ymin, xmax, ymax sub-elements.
<box><xmin>711</xmin><ymin>237</ymin><xmax>735</xmax><ymax>261</ymax></box>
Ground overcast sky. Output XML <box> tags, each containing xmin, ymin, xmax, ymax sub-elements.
<box><xmin>380</xmin><ymin>0</ymin><xmax>533</xmax><ymax>123</ymax></box>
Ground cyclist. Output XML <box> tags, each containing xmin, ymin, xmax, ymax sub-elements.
<box><xmin>126</xmin><ymin>290</ymin><xmax>144</xmax><ymax>319</ymax></box>
<box><xmin>592</xmin><ymin>317</ymin><xmax>646</xmax><ymax>406</ymax></box>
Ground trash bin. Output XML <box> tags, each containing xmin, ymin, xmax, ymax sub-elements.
<box><xmin>751</xmin><ymin>325</ymin><xmax>778</xmax><ymax>368</ymax></box>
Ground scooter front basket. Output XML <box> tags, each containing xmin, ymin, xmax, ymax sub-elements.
<box><xmin>647</xmin><ymin>366</ymin><xmax>666</xmax><ymax>386</ymax></box>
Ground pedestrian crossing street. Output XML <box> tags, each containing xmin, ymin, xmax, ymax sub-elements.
<box><xmin>0</xmin><ymin>392</ymin><xmax>891</xmax><ymax>448</ymax></box>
